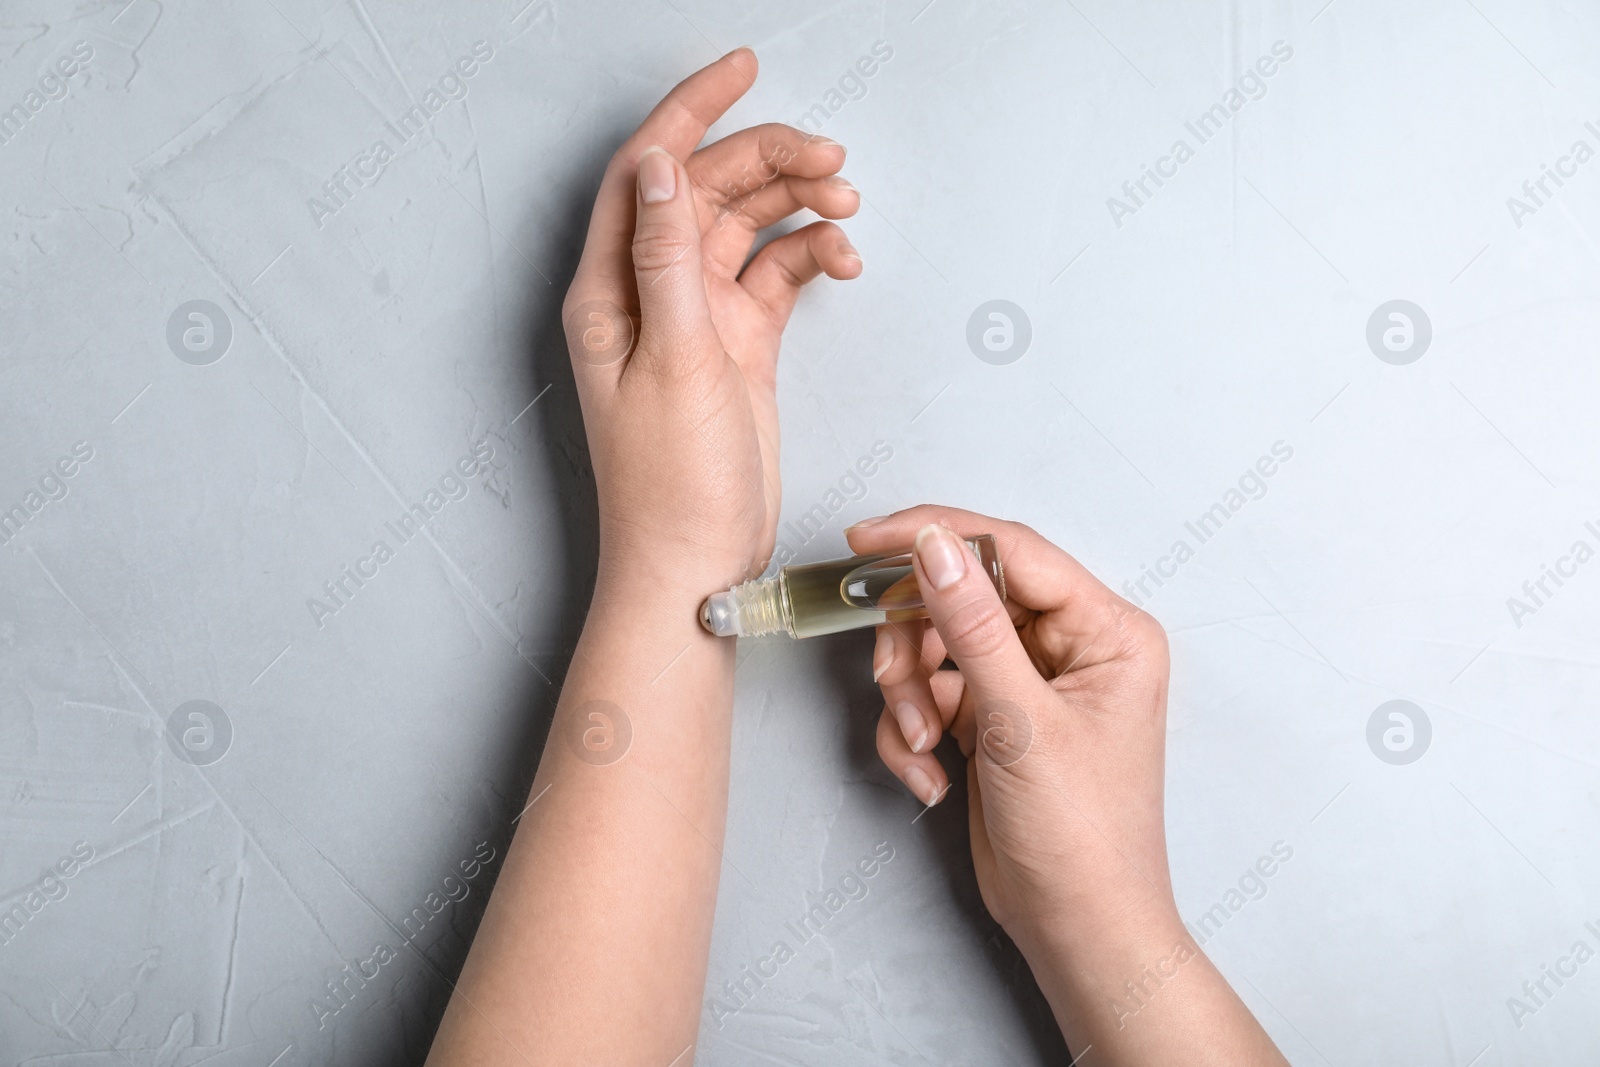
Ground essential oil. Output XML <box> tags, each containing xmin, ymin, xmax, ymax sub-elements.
<box><xmin>700</xmin><ymin>535</ymin><xmax>1004</xmax><ymax>638</ymax></box>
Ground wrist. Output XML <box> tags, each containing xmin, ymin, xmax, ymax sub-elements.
<box><xmin>1012</xmin><ymin>896</ymin><xmax>1193</xmax><ymax>1023</ymax></box>
<box><xmin>597</xmin><ymin>517</ymin><xmax>758</xmax><ymax>589</ymax></box>
<box><xmin>591</xmin><ymin>552</ymin><xmax>729</xmax><ymax>636</ymax></box>
<box><xmin>1007</xmin><ymin>886</ymin><xmax>1184</xmax><ymax>971</ymax></box>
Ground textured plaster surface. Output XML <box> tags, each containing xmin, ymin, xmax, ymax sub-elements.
<box><xmin>1</xmin><ymin>1</ymin><xmax>1598</xmax><ymax>1064</ymax></box>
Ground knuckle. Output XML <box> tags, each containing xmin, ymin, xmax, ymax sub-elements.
<box><xmin>878</xmin><ymin>653</ymin><xmax>912</xmax><ymax>687</ymax></box>
<box><xmin>764</xmin><ymin>124</ymin><xmax>802</xmax><ymax>162</ymax></box>
<box><xmin>807</xmin><ymin>220</ymin><xmax>844</xmax><ymax>251</ymax></box>
<box><xmin>1116</xmin><ymin>605</ymin><xmax>1169</xmax><ymax>665</ymax></box>
<box><xmin>631</xmin><ymin>222</ymin><xmax>695</xmax><ymax>273</ymax></box>
<box><xmin>939</xmin><ymin>597</ymin><xmax>1014</xmax><ymax>658</ymax></box>
<box><xmin>767</xmin><ymin>250</ymin><xmax>809</xmax><ymax>290</ymax></box>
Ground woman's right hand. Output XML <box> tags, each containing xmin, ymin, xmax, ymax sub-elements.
<box><xmin>847</xmin><ymin>507</ymin><xmax>1175</xmax><ymax>948</ymax></box>
<box><xmin>846</xmin><ymin>507</ymin><xmax>1286</xmax><ymax>1064</ymax></box>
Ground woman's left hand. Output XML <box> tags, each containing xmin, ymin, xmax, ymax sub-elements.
<box><xmin>563</xmin><ymin>48</ymin><xmax>863</xmax><ymax>596</ymax></box>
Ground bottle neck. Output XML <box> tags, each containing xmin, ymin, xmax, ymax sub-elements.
<box><xmin>729</xmin><ymin>575</ymin><xmax>791</xmax><ymax>637</ymax></box>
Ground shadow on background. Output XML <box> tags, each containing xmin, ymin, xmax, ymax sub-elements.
<box><xmin>398</xmin><ymin>148</ymin><xmax>606</xmax><ymax>1063</ymax></box>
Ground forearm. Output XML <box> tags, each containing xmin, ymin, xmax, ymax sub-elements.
<box><xmin>1019</xmin><ymin>904</ymin><xmax>1288</xmax><ymax>1067</ymax></box>
<box><xmin>428</xmin><ymin>565</ymin><xmax>733</xmax><ymax>1065</ymax></box>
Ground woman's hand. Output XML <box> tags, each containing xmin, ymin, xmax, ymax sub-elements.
<box><xmin>848</xmin><ymin>507</ymin><xmax>1174</xmax><ymax>945</ymax></box>
<box><xmin>563</xmin><ymin>48</ymin><xmax>862</xmax><ymax>597</ymax></box>
<box><xmin>847</xmin><ymin>507</ymin><xmax>1287</xmax><ymax>1065</ymax></box>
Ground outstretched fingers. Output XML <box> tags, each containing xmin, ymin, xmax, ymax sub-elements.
<box><xmin>689</xmin><ymin>124</ymin><xmax>845</xmax><ymax>209</ymax></box>
<box><xmin>569</xmin><ymin>48</ymin><xmax>758</xmax><ymax>308</ymax></box>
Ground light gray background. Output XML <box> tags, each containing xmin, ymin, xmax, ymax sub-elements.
<box><xmin>2</xmin><ymin>0</ymin><xmax>1597</xmax><ymax>1063</ymax></box>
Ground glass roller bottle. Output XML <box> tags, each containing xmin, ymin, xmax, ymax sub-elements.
<box><xmin>699</xmin><ymin>535</ymin><xmax>1004</xmax><ymax>639</ymax></box>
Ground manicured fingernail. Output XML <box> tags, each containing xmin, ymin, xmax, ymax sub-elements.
<box><xmin>829</xmin><ymin>175</ymin><xmax>858</xmax><ymax>194</ymax></box>
<box><xmin>915</xmin><ymin>524</ymin><xmax>966</xmax><ymax>590</ymax></box>
<box><xmin>872</xmin><ymin>630</ymin><xmax>893</xmax><ymax>682</ymax></box>
<box><xmin>904</xmin><ymin>764</ymin><xmax>937</xmax><ymax>805</ymax></box>
<box><xmin>847</xmin><ymin>515</ymin><xmax>887</xmax><ymax>531</ymax></box>
<box><xmin>838</xmin><ymin>238</ymin><xmax>861</xmax><ymax>263</ymax></box>
<box><xmin>893</xmin><ymin>701</ymin><xmax>928</xmax><ymax>754</ymax></box>
<box><xmin>638</xmin><ymin>147</ymin><xmax>675</xmax><ymax>203</ymax></box>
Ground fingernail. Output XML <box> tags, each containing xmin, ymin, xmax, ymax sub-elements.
<box><xmin>872</xmin><ymin>630</ymin><xmax>893</xmax><ymax>682</ymax></box>
<box><xmin>893</xmin><ymin>701</ymin><xmax>928</xmax><ymax>754</ymax></box>
<box><xmin>847</xmin><ymin>515</ymin><xmax>887</xmax><ymax>531</ymax></box>
<box><xmin>904</xmin><ymin>764</ymin><xmax>937</xmax><ymax>806</ymax></box>
<box><xmin>838</xmin><ymin>237</ymin><xmax>861</xmax><ymax>263</ymax></box>
<box><xmin>915</xmin><ymin>523</ymin><xmax>966</xmax><ymax>590</ymax></box>
<box><xmin>638</xmin><ymin>147</ymin><xmax>675</xmax><ymax>203</ymax></box>
<box><xmin>829</xmin><ymin>175</ymin><xmax>858</xmax><ymax>194</ymax></box>
<box><xmin>811</xmin><ymin>136</ymin><xmax>844</xmax><ymax>154</ymax></box>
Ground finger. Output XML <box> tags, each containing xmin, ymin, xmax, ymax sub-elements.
<box><xmin>847</xmin><ymin>505</ymin><xmax>1133</xmax><ymax>672</ymax></box>
<box><xmin>912</xmin><ymin>523</ymin><xmax>1055</xmax><ymax>709</ymax></box>
<box><xmin>919</xmin><ymin>624</ymin><xmax>949</xmax><ymax>670</ymax></box>
<box><xmin>872</xmin><ymin>622</ymin><xmax>942</xmax><ymax>755</ymax></box>
<box><xmin>738</xmin><ymin>221</ymin><xmax>861</xmax><ymax>330</ymax></box>
<box><xmin>928</xmin><ymin>668</ymin><xmax>972</xmax><ymax>756</ymax></box>
<box><xmin>571</xmin><ymin>48</ymin><xmax>758</xmax><ymax>299</ymax></box>
<box><xmin>629</xmin><ymin>146</ymin><xmax>718</xmax><ymax>373</ymax></box>
<box><xmin>876</xmin><ymin>706</ymin><xmax>949</xmax><ymax>807</ymax></box>
<box><xmin>725</xmin><ymin>174</ymin><xmax>860</xmax><ymax>228</ymax></box>
<box><xmin>687</xmin><ymin>124</ymin><xmax>846</xmax><ymax>207</ymax></box>
<box><xmin>704</xmin><ymin>175</ymin><xmax>860</xmax><ymax>272</ymax></box>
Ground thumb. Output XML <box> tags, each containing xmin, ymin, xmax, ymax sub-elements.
<box><xmin>631</xmin><ymin>145</ymin><xmax>716</xmax><ymax>370</ymax></box>
<box><xmin>913</xmin><ymin>523</ymin><xmax>1048</xmax><ymax>711</ymax></box>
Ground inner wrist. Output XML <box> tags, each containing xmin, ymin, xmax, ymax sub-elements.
<box><xmin>592</xmin><ymin>553</ymin><xmax>726</xmax><ymax>629</ymax></box>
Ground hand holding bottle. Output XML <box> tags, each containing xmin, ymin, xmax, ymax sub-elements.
<box><xmin>847</xmin><ymin>506</ymin><xmax>1286</xmax><ymax>1065</ymax></box>
<box><xmin>849</xmin><ymin>507</ymin><xmax>1173</xmax><ymax>941</ymax></box>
